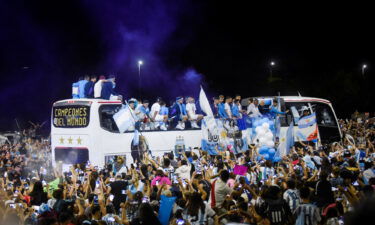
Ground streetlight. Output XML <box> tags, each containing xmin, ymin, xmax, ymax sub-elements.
<box><xmin>362</xmin><ymin>64</ymin><xmax>367</xmax><ymax>76</ymax></box>
<box><xmin>138</xmin><ymin>60</ymin><xmax>143</xmax><ymax>98</ymax></box>
<box><xmin>270</xmin><ymin>61</ymin><xmax>275</xmax><ymax>78</ymax></box>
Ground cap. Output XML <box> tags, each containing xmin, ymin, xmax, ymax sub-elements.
<box><xmin>128</xmin><ymin>98</ymin><xmax>137</xmax><ymax>104</ymax></box>
<box><xmin>176</xmin><ymin>96</ymin><xmax>183</xmax><ymax>101</ymax></box>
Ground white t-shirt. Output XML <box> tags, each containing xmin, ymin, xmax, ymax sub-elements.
<box><xmin>224</xmin><ymin>103</ymin><xmax>232</xmax><ymax>118</ymax></box>
<box><xmin>94</xmin><ymin>80</ymin><xmax>104</xmax><ymax>98</ymax></box>
<box><xmin>247</xmin><ymin>103</ymin><xmax>262</xmax><ymax>117</ymax></box>
<box><xmin>186</xmin><ymin>103</ymin><xmax>196</xmax><ymax>115</ymax></box>
<box><xmin>150</xmin><ymin>103</ymin><xmax>161</xmax><ymax>119</ymax></box>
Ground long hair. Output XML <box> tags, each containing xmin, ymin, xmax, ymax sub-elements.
<box><xmin>31</xmin><ymin>181</ymin><xmax>44</xmax><ymax>195</ymax></box>
<box><xmin>186</xmin><ymin>192</ymin><xmax>205</xmax><ymax>218</ymax></box>
<box><xmin>138</xmin><ymin>203</ymin><xmax>162</xmax><ymax>225</ymax></box>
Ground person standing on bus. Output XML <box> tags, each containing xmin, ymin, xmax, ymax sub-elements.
<box><xmin>247</xmin><ymin>98</ymin><xmax>262</xmax><ymax>118</ymax></box>
<box><xmin>94</xmin><ymin>75</ymin><xmax>106</xmax><ymax>98</ymax></box>
<box><xmin>218</xmin><ymin>95</ymin><xmax>227</xmax><ymax>119</ymax></box>
<box><xmin>258</xmin><ymin>100</ymin><xmax>269</xmax><ymax>115</ymax></box>
<box><xmin>72</xmin><ymin>77</ymin><xmax>82</xmax><ymax>99</ymax></box>
<box><xmin>269</xmin><ymin>99</ymin><xmax>289</xmax><ymax>119</ymax></box>
<box><xmin>101</xmin><ymin>75</ymin><xmax>116</xmax><ymax>100</ymax></box>
<box><xmin>84</xmin><ymin>75</ymin><xmax>97</xmax><ymax>98</ymax></box>
<box><xmin>78</xmin><ymin>75</ymin><xmax>90</xmax><ymax>98</ymax></box>
<box><xmin>224</xmin><ymin>96</ymin><xmax>233</xmax><ymax>119</ymax></box>
<box><xmin>212</xmin><ymin>96</ymin><xmax>220</xmax><ymax>118</ymax></box>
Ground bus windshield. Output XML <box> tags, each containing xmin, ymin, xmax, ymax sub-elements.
<box><xmin>52</xmin><ymin>105</ymin><xmax>90</xmax><ymax>128</ymax></box>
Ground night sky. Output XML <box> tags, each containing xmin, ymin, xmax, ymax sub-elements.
<box><xmin>0</xmin><ymin>1</ymin><xmax>374</xmax><ymax>131</ymax></box>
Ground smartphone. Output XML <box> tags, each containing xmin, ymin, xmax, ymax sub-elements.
<box><xmin>142</xmin><ymin>197</ymin><xmax>149</xmax><ymax>203</ymax></box>
<box><xmin>42</xmin><ymin>180</ymin><xmax>47</xmax><ymax>186</ymax></box>
<box><xmin>93</xmin><ymin>195</ymin><xmax>99</xmax><ymax>205</ymax></box>
<box><xmin>176</xmin><ymin>219</ymin><xmax>185</xmax><ymax>225</ymax></box>
<box><xmin>108</xmin><ymin>217</ymin><xmax>115</xmax><ymax>222</ymax></box>
<box><xmin>9</xmin><ymin>204</ymin><xmax>16</xmax><ymax>209</ymax></box>
<box><xmin>352</xmin><ymin>181</ymin><xmax>359</xmax><ymax>186</ymax></box>
<box><xmin>155</xmin><ymin>180</ymin><xmax>159</xmax><ymax>185</ymax></box>
<box><xmin>109</xmin><ymin>194</ymin><xmax>114</xmax><ymax>201</ymax></box>
<box><xmin>182</xmin><ymin>180</ymin><xmax>187</xmax><ymax>188</ymax></box>
<box><xmin>33</xmin><ymin>206</ymin><xmax>40</xmax><ymax>211</ymax></box>
<box><xmin>109</xmin><ymin>178</ymin><xmax>115</xmax><ymax>182</ymax></box>
<box><xmin>173</xmin><ymin>175</ymin><xmax>179</xmax><ymax>184</ymax></box>
<box><xmin>95</xmin><ymin>180</ymin><xmax>100</xmax><ymax>189</ymax></box>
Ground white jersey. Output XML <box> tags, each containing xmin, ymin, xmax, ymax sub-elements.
<box><xmin>186</xmin><ymin>103</ymin><xmax>197</xmax><ymax>116</ymax></box>
<box><xmin>150</xmin><ymin>103</ymin><xmax>161</xmax><ymax>119</ymax></box>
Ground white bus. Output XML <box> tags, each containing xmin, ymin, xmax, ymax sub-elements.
<box><xmin>51</xmin><ymin>99</ymin><xmax>202</xmax><ymax>167</ymax></box>
<box><xmin>51</xmin><ymin>96</ymin><xmax>342</xmax><ymax>167</ymax></box>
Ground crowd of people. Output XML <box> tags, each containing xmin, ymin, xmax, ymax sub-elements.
<box><xmin>72</xmin><ymin>76</ymin><xmax>286</xmax><ymax>132</ymax></box>
<box><xmin>1</xmin><ymin>113</ymin><xmax>375</xmax><ymax>225</ymax></box>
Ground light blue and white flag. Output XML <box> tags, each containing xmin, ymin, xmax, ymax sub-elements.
<box><xmin>276</xmin><ymin>121</ymin><xmax>294</xmax><ymax>158</ymax></box>
<box><xmin>113</xmin><ymin>105</ymin><xmax>136</xmax><ymax>133</ymax></box>
<box><xmin>297</xmin><ymin>113</ymin><xmax>317</xmax><ymax>129</ymax></box>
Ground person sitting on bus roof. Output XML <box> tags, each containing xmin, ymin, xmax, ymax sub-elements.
<box><xmin>135</xmin><ymin>100</ymin><xmax>150</xmax><ymax>125</ymax></box>
<box><xmin>158</xmin><ymin>101</ymin><xmax>169</xmax><ymax>131</ymax></box>
<box><xmin>186</xmin><ymin>97</ymin><xmax>203</xmax><ymax>129</ymax></box>
<box><xmin>247</xmin><ymin>98</ymin><xmax>262</xmax><ymax>118</ymax></box>
<box><xmin>170</xmin><ymin>97</ymin><xmax>188</xmax><ymax>130</ymax></box>
<box><xmin>101</xmin><ymin>75</ymin><xmax>117</xmax><ymax>100</ymax></box>
<box><xmin>78</xmin><ymin>75</ymin><xmax>90</xmax><ymax>98</ymax></box>
<box><xmin>150</xmin><ymin>97</ymin><xmax>168</xmax><ymax>130</ymax></box>
<box><xmin>72</xmin><ymin>77</ymin><xmax>82</xmax><ymax>99</ymax></box>
<box><xmin>269</xmin><ymin>99</ymin><xmax>289</xmax><ymax>119</ymax></box>
<box><xmin>94</xmin><ymin>75</ymin><xmax>106</xmax><ymax>98</ymax></box>
<box><xmin>84</xmin><ymin>75</ymin><xmax>97</xmax><ymax>98</ymax></box>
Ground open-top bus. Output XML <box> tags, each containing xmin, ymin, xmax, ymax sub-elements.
<box><xmin>51</xmin><ymin>96</ymin><xmax>342</xmax><ymax>167</ymax></box>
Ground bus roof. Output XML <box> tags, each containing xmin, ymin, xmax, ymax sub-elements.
<box><xmin>53</xmin><ymin>98</ymin><xmax>122</xmax><ymax>106</ymax></box>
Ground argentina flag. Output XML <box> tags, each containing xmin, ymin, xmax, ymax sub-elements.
<box><xmin>113</xmin><ymin>105</ymin><xmax>136</xmax><ymax>133</ymax></box>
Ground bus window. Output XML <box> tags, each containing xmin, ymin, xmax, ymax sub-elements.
<box><xmin>55</xmin><ymin>147</ymin><xmax>89</xmax><ymax>164</ymax></box>
<box><xmin>99</xmin><ymin>104</ymin><xmax>122</xmax><ymax>133</ymax></box>
<box><xmin>52</xmin><ymin>105</ymin><xmax>90</xmax><ymax>128</ymax></box>
<box><xmin>314</xmin><ymin>103</ymin><xmax>337</xmax><ymax>127</ymax></box>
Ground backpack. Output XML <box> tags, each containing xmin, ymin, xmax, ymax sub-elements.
<box><xmin>264</xmin><ymin>199</ymin><xmax>292</xmax><ymax>225</ymax></box>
